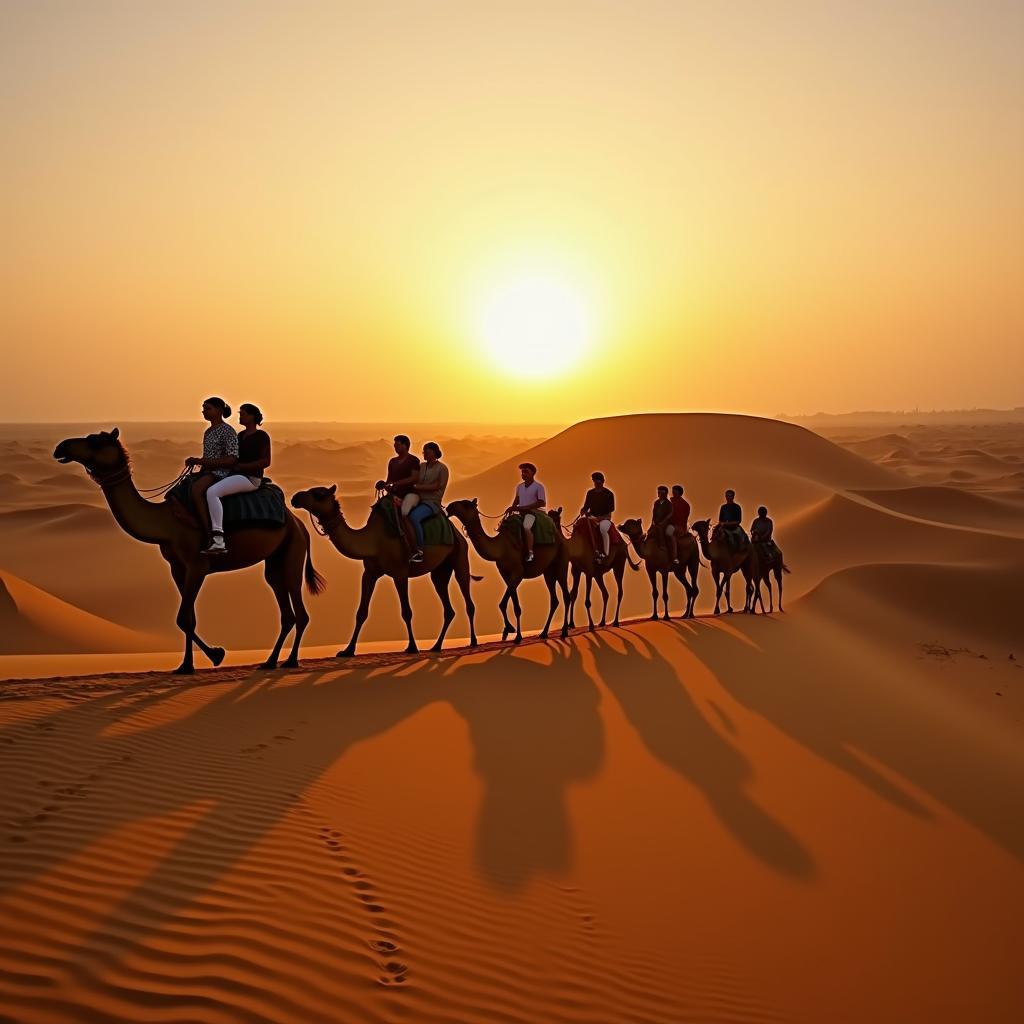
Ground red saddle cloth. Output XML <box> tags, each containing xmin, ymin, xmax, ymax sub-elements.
<box><xmin>571</xmin><ymin>517</ymin><xmax>622</xmax><ymax>552</ymax></box>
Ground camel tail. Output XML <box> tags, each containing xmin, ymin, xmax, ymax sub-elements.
<box><xmin>305</xmin><ymin>552</ymin><xmax>327</xmax><ymax>596</ymax></box>
<box><xmin>782</xmin><ymin>563</ymin><xmax>791</xmax><ymax>575</ymax></box>
<box><xmin>626</xmin><ymin>551</ymin><xmax>641</xmax><ymax>572</ymax></box>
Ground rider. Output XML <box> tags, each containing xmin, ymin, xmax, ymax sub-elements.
<box><xmin>377</xmin><ymin>434</ymin><xmax>420</xmax><ymax>547</ymax></box>
<box><xmin>407</xmin><ymin>442</ymin><xmax>449</xmax><ymax>564</ymax></box>
<box><xmin>581</xmin><ymin>471</ymin><xmax>615</xmax><ymax>562</ymax></box>
<box><xmin>651</xmin><ymin>485</ymin><xmax>673</xmax><ymax>559</ymax></box>
<box><xmin>508</xmin><ymin>462</ymin><xmax>546</xmax><ymax>564</ymax></box>
<box><xmin>718</xmin><ymin>489</ymin><xmax>746</xmax><ymax>551</ymax></box>
<box><xmin>185</xmin><ymin>397</ymin><xmax>239</xmax><ymax>546</ymax></box>
<box><xmin>667</xmin><ymin>484</ymin><xmax>690</xmax><ymax>565</ymax></box>
<box><xmin>202</xmin><ymin>402</ymin><xmax>271</xmax><ymax>555</ymax></box>
<box><xmin>751</xmin><ymin>505</ymin><xmax>774</xmax><ymax>546</ymax></box>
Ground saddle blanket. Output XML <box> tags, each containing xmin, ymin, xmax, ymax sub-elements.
<box><xmin>572</xmin><ymin>517</ymin><xmax>623</xmax><ymax>549</ymax></box>
<box><xmin>499</xmin><ymin>510</ymin><xmax>558</xmax><ymax>546</ymax></box>
<box><xmin>372</xmin><ymin>496</ymin><xmax>454</xmax><ymax>546</ymax></box>
<box><xmin>166</xmin><ymin>476</ymin><xmax>287</xmax><ymax>528</ymax></box>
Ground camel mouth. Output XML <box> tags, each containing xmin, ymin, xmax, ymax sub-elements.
<box><xmin>54</xmin><ymin>454</ymin><xmax>72</xmax><ymax>464</ymax></box>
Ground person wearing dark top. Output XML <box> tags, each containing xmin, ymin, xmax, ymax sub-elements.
<box><xmin>651</xmin><ymin>485</ymin><xmax>673</xmax><ymax>559</ymax></box>
<box><xmin>203</xmin><ymin>402</ymin><xmax>271</xmax><ymax>554</ymax></box>
<box><xmin>717</xmin><ymin>489</ymin><xmax>747</xmax><ymax>552</ymax></box>
<box><xmin>374</xmin><ymin>434</ymin><xmax>421</xmax><ymax>552</ymax></box>
<box><xmin>581</xmin><ymin>471</ymin><xmax>616</xmax><ymax>561</ymax></box>
<box><xmin>751</xmin><ymin>506</ymin><xmax>774</xmax><ymax>543</ymax></box>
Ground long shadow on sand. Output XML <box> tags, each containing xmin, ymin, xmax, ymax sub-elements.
<box><xmin>577</xmin><ymin>626</ymin><xmax>816</xmax><ymax>880</ymax></box>
<box><xmin>672</xmin><ymin>615</ymin><xmax>1024</xmax><ymax>862</ymax></box>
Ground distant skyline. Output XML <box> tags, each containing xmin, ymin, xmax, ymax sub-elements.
<box><xmin>4</xmin><ymin>0</ymin><xmax>1023</xmax><ymax>422</ymax></box>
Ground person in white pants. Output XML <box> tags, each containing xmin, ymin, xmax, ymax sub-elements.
<box><xmin>203</xmin><ymin>403</ymin><xmax>272</xmax><ymax>554</ymax></box>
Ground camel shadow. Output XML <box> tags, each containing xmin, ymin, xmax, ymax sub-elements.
<box><xmin>578</xmin><ymin>625</ymin><xmax>816</xmax><ymax>879</ymax></box>
<box><xmin>673</xmin><ymin>616</ymin><xmax>1024</xmax><ymax>862</ymax></box>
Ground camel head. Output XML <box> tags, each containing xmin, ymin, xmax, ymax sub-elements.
<box><xmin>444</xmin><ymin>498</ymin><xmax>479</xmax><ymax>524</ymax></box>
<box><xmin>691</xmin><ymin>518</ymin><xmax>711</xmax><ymax>538</ymax></box>
<box><xmin>290</xmin><ymin>484</ymin><xmax>341</xmax><ymax>524</ymax></box>
<box><xmin>618</xmin><ymin>517</ymin><xmax>644</xmax><ymax>541</ymax></box>
<box><xmin>53</xmin><ymin>428</ymin><xmax>127</xmax><ymax>479</ymax></box>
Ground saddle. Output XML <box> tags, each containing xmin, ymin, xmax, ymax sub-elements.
<box><xmin>372</xmin><ymin>495</ymin><xmax>454</xmax><ymax>546</ymax></box>
<box><xmin>572</xmin><ymin>517</ymin><xmax>622</xmax><ymax>554</ymax></box>
<box><xmin>166</xmin><ymin>476</ymin><xmax>287</xmax><ymax>530</ymax></box>
<box><xmin>712</xmin><ymin>522</ymin><xmax>749</xmax><ymax>553</ymax></box>
<box><xmin>499</xmin><ymin>510</ymin><xmax>558</xmax><ymax>547</ymax></box>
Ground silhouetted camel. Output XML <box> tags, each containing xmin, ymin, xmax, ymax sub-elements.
<box><xmin>691</xmin><ymin>519</ymin><xmax>758</xmax><ymax>615</ymax></box>
<box><xmin>618</xmin><ymin>517</ymin><xmax>699</xmax><ymax>619</ymax></box>
<box><xmin>291</xmin><ymin>485</ymin><xmax>478</xmax><ymax>656</ymax></box>
<box><xmin>445</xmin><ymin>499</ymin><xmax>570</xmax><ymax>644</ymax></box>
<box><xmin>53</xmin><ymin>429</ymin><xmax>324</xmax><ymax>673</ymax></box>
<box><xmin>549</xmin><ymin>510</ymin><xmax>638</xmax><ymax>630</ymax></box>
<box><xmin>752</xmin><ymin>541</ymin><xmax>790</xmax><ymax>612</ymax></box>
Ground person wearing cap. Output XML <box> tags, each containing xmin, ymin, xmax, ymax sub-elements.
<box><xmin>580</xmin><ymin>471</ymin><xmax>615</xmax><ymax>562</ymax></box>
<box><xmin>507</xmin><ymin>462</ymin><xmax>547</xmax><ymax>563</ymax></box>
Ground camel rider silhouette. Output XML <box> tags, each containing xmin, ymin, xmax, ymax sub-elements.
<box><xmin>667</xmin><ymin>484</ymin><xmax>690</xmax><ymax>566</ymax></box>
<box><xmin>507</xmin><ymin>462</ymin><xmax>546</xmax><ymax>564</ymax></box>
<box><xmin>407</xmin><ymin>441</ymin><xmax>449</xmax><ymax>564</ymax></box>
<box><xmin>581</xmin><ymin>472</ymin><xmax>615</xmax><ymax>562</ymax></box>
<box><xmin>651</xmin><ymin>486</ymin><xmax>674</xmax><ymax>562</ymax></box>
<box><xmin>376</xmin><ymin>433</ymin><xmax>420</xmax><ymax>551</ymax></box>
<box><xmin>718</xmin><ymin>489</ymin><xmax>747</xmax><ymax>552</ymax></box>
<box><xmin>751</xmin><ymin>505</ymin><xmax>780</xmax><ymax>559</ymax></box>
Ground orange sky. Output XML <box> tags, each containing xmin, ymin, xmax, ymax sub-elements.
<box><xmin>3</xmin><ymin>1</ymin><xmax>1023</xmax><ymax>422</ymax></box>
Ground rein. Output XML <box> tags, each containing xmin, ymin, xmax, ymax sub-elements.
<box><xmin>308</xmin><ymin>507</ymin><xmax>343</xmax><ymax>537</ymax></box>
<box><xmin>87</xmin><ymin>462</ymin><xmax>192</xmax><ymax>497</ymax></box>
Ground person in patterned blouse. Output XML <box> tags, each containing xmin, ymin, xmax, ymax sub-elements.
<box><xmin>185</xmin><ymin>397</ymin><xmax>239</xmax><ymax>544</ymax></box>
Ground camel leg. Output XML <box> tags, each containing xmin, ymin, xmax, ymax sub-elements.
<box><xmin>725</xmin><ymin>571</ymin><xmax>734</xmax><ymax>613</ymax></box>
<box><xmin>647</xmin><ymin>565</ymin><xmax>659</xmax><ymax>619</ymax></box>
<box><xmin>172</xmin><ymin>570</ymin><xmax>204</xmax><ymax>674</ymax></box>
<box><xmin>660</xmin><ymin>569</ymin><xmax>670</xmax><ymax>620</ymax></box>
<box><xmin>498</xmin><ymin>585</ymin><xmax>515</xmax><ymax>641</ymax></box>
<box><xmin>775</xmin><ymin>566</ymin><xmax>784</xmax><ymax>612</ymax></box>
<box><xmin>612</xmin><ymin>563</ymin><xmax>624</xmax><ymax>627</ymax></box>
<box><xmin>558</xmin><ymin>570</ymin><xmax>572</xmax><ymax>639</ymax></box>
<box><xmin>509</xmin><ymin>584</ymin><xmax>523</xmax><ymax>644</ymax></box>
<box><xmin>338</xmin><ymin>565</ymin><xmax>382</xmax><ymax>657</ymax></box>
<box><xmin>428</xmin><ymin>563</ymin><xmax>456</xmax><ymax>652</ymax></box>
<box><xmin>713</xmin><ymin>569</ymin><xmax>724</xmax><ymax>615</ymax></box>
<box><xmin>584</xmin><ymin>573</ymin><xmax>595</xmax><ymax>631</ymax></box>
<box><xmin>686</xmin><ymin>561</ymin><xmax>699</xmax><ymax>618</ymax></box>
<box><xmin>595</xmin><ymin>571</ymin><xmax>610</xmax><ymax>628</ymax></box>
<box><xmin>540</xmin><ymin>570</ymin><xmax>560</xmax><ymax>639</ymax></box>
<box><xmin>168</xmin><ymin>560</ymin><xmax>224</xmax><ymax>665</ymax></box>
<box><xmin>393</xmin><ymin>576</ymin><xmax>418</xmax><ymax>654</ymax></box>
<box><xmin>452</xmin><ymin>557</ymin><xmax>478</xmax><ymax>647</ymax></box>
<box><xmin>261</xmin><ymin>560</ymin><xmax>296</xmax><ymax>669</ymax></box>
<box><xmin>283</xmin><ymin>579</ymin><xmax>310</xmax><ymax>667</ymax></box>
<box><xmin>567</xmin><ymin>568</ymin><xmax>582</xmax><ymax>630</ymax></box>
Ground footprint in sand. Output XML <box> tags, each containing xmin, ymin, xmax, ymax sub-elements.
<box><xmin>317</xmin><ymin>825</ymin><xmax>408</xmax><ymax>986</ymax></box>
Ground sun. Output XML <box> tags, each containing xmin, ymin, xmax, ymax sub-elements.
<box><xmin>475</xmin><ymin>271</ymin><xmax>595</xmax><ymax>378</ymax></box>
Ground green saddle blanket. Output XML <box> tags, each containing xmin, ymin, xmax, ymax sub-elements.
<box><xmin>166</xmin><ymin>476</ymin><xmax>287</xmax><ymax>528</ymax></box>
<box><xmin>371</xmin><ymin>496</ymin><xmax>454</xmax><ymax>546</ymax></box>
<box><xmin>499</xmin><ymin>510</ymin><xmax>557</xmax><ymax>546</ymax></box>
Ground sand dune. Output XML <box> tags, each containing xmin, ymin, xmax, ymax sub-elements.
<box><xmin>852</xmin><ymin>485</ymin><xmax>1024</xmax><ymax>534</ymax></box>
<box><xmin>0</xmin><ymin>571</ymin><xmax>157</xmax><ymax>654</ymax></box>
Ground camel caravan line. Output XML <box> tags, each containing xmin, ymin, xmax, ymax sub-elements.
<box><xmin>53</xmin><ymin>422</ymin><xmax>789</xmax><ymax>674</ymax></box>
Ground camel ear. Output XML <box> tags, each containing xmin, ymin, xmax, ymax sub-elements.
<box><xmin>109</xmin><ymin>427</ymin><xmax>120</xmax><ymax>440</ymax></box>
<box><xmin>471</xmin><ymin>497</ymin><xmax>478</xmax><ymax>506</ymax></box>
<box><xmin>557</xmin><ymin>505</ymin><xmax>563</xmax><ymax>514</ymax></box>
<box><xmin>328</xmin><ymin>484</ymin><xmax>337</xmax><ymax>495</ymax></box>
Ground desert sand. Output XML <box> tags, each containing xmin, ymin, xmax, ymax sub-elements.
<box><xmin>1</xmin><ymin>413</ymin><xmax>1022</xmax><ymax>1022</ymax></box>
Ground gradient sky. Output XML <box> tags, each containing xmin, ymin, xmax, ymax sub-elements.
<box><xmin>3</xmin><ymin>0</ymin><xmax>1022</xmax><ymax>422</ymax></box>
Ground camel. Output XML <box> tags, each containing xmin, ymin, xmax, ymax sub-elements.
<box><xmin>752</xmin><ymin>541</ymin><xmax>790</xmax><ymax>613</ymax></box>
<box><xmin>445</xmin><ymin>499</ymin><xmax>571</xmax><ymax>644</ymax></box>
<box><xmin>290</xmin><ymin>485</ymin><xmax>479</xmax><ymax>656</ymax></box>
<box><xmin>53</xmin><ymin>429</ymin><xmax>324</xmax><ymax>673</ymax></box>
<box><xmin>691</xmin><ymin>519</ymin><xmax>759</xmax><ymax>615</ymax></box>
<box><xmin>617</xmin><ymin>518</ymin><xmax>700</xmax><ymax>620</ymax></box>
<box><xmin>549</xmin><ymin>511</ymin><xmax>639</xmax><ymax>630</ymax></box>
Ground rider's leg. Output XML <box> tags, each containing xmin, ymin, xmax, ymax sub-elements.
<box><xmin>599</xmin><ymin>517</ymin><xmax>612</xmax><ymax>557</ymax></box>
<box><xmin>522</xmin><ymin>512</ymin><xmax>536</xmax><ymax>560</ymax></box>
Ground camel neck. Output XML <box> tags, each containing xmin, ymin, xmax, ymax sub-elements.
<box><xmin>326</xmin><ymin>515</ymin><xmax>378</xmax><ymax>560</ymax></box>
<box><xmin>463</xmin><ymin>516</ymin><xmax>504</xmax><ymax>562</ymax></box>
<box><xmin>100</xmin><ymin>472</ymin><xmax>175</xmax><ymax>545</ymax></box>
